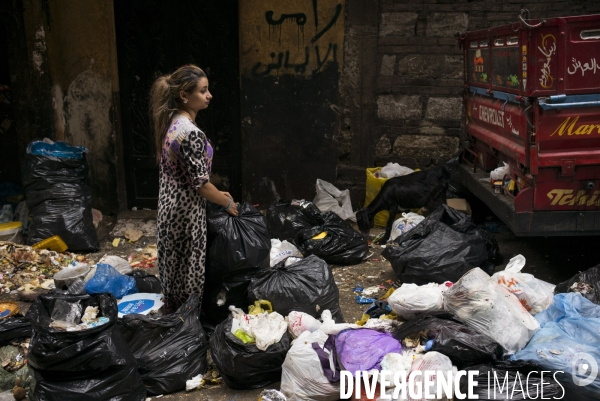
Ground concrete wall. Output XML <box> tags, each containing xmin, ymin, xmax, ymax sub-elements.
<box><xmin>239</xmin><ymin>0</ymin><xmax>346</xmax><ymax>205</ymax></box>
<box><xmin>12</xmin><ymin>0</ymin><xmax>122</xmax><ymax>214</ymax></box>
<box><xmin>337</xmin><ymin>0</ymin><xmax>600</xmax><ymax>208</ymax></box>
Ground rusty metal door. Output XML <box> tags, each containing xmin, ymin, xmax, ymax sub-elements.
<box><xmin>114</xmin><ymin>0</ymin><xmax>241</xmax><ymax>209</ymax></box>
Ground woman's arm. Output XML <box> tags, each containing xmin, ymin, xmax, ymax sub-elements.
<box><xmin>197</xmin><ymin>182</ymin><xmax>238</xmax><ymax>216</ymax></box>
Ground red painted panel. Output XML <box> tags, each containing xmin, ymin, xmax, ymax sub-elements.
<box><xmin>534</xmin><ymin>179</ymin><xmax>600</xmax><ymax>211</ymax></box>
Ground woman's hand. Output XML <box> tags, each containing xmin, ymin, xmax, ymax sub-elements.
<box><xmin>197</xmin><ymin>183</ymin><xmax>238</xmax><ymax>216</ymax></box>
<box><xmin>221</xmin><ymin>192</ymin><xmax>238</xmax><ymax>216</ymax></box>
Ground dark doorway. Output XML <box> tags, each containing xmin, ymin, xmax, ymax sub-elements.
<box><xmin>0</xmin><ymin>14</ymin><xmax>20</xmax><ymax>186</ymax></box>
<box><xmin>114</xmin><ymin>0</ymin><xmax>241</xmax><ymax>209</ymax></box>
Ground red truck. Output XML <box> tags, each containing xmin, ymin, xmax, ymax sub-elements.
<box><xmin>458</xmin><ymin>12</ymin><xmax>600</xmax><ymax>236</ymax></box>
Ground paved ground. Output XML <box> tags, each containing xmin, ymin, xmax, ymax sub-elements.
<box><xmin>2</xmin><ymin>203</ymin><xmax>599</xmax><ymax>401</ymax></box>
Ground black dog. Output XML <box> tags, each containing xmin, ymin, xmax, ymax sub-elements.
<box><xmin>356</xmin><ymin>163</ymin><xmax>451</xmax><ymax>244</ymax></box>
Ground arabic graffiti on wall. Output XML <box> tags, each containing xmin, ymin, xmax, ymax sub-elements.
<box><xmin>568</xmin><ymin>57</ymin><xmax>599</xmax><ymax>77</ymax></box>
<box><xmin>240</xmin><ymin>0</ymin><xmax>344</xmax><ymax>78</ymax></box>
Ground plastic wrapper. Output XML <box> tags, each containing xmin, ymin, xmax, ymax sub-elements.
<box><xmin>281</xmin><ymin>330</ymin><xmax>340</xmax><ymax>401</ymax></box>
<box><xmin>555</xmin><ymin>264</ymin><xmax>600</xmax><ymax>305</ymax></box>
<box><xmin>492</xmin><ymin>254</ymin><xmax>555</xmax><ymax>315</ymax></box>
<box><xmin>383</xmin><ymin>205</ymin><xmax>498</xmax><ymax>285</ymax></box>
<box><xmin>84</xmin><ymin>263</ymin><xmax>137</xmax><ymax>299</ymax></box>
<box><xmin>313</xmin><ymin>179</ymin><xmax>355</xmax><ymax>222</ymax></box>
<box><xmin>248</xmin><ymin>255</ymin><xmax>344</xmax><ymax>323</ymax></box>
<box><xmin>387</xmin><ymin>282</ymin><xmax>450</xmax><ymax>319</ymax></box>
<box><xmin>390</xmin><ymin>314</ymin><xmax>503</xmax><ymax>369</ymax></box>
<box><xmin>206</xmin><ymin>201</ymin><xmax>271</xmax><ymax>280</ymax></box>
<box><xmin>49</xmin><ymin>299</ymin><xmax>82</xmax><ymax>329</ymax></box>
<box><xmin>511</xmin><ymin>293</ymin><xmax>600</xmax><ymax>399</ymax></box>
<box><xmin>229</xmin><ymin>307</ymin><xmax>287</xmax><ymax>351</ymax></box>
<box><xmin>209</xmin><ymin>314</ymin><xmax>291</xmax><ymax>389</ymax></box>
<box><xmin>26</xmin><ymin>293</ymin><xmax>145</xmax><ymax>400</ymax></box>
<box><xmin>270</xmin><ymin>239</ymin><xmax>303</xmax><ymax>267</ymax></box>
<box><xmin>119</xmin><ymin>294</ymin><xmax>208</xmax><ymax>396</ymax></box>
<box><xmin>286</xmin><ymin>311</ymin><xmax>322</xmax><ymax>338</ymax></box>
<box><xmin>295</xmin><ymin>212</ymin><xmax>369</xmax><ymax>265</ymax></box>
<box><xmin>266</xmin><ymin>200</ymin><xmax>324</xmax><ymax>243</ymax></box>
<box><xmin>335</xmin><ymin>329</ymin><xmax>401</xmax><ymax>374</ymax></box>
<box><xmin>443</xmin><ymin>268</ymin><xmax>539</xmax><ymax>355</ymax></box>
<box><xmin>23</xmin><ymin>141</ymin><xmax>99</xmax><ymax>251</ymax></box>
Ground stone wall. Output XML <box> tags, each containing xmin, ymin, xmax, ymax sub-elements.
<box><xmin>337</xmin><ymin>0</ymin><xmax>600</xmax><ymax>208</ymax></box>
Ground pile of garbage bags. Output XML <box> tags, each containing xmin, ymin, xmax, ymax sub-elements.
<box><xmin>22</xmin><ymin>140</ymin><xmax>99</xmax><ymax>251</ymax></box>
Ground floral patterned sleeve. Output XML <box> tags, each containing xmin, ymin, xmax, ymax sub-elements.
<box><xmin>180</xmin><ymin>130</ymin><xmax>210</xmax><ymax>190</ymax></box>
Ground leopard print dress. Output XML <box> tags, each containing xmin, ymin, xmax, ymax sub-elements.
<box><xmin>157</xmin><ymin>115</ymin><xmax>213</xmax><ymax>313</ymax></box>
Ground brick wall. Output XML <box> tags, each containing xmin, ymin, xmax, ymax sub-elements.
<box><xmin>337</xmin><ymin>0</ymin><xmax>600</xmax><ymax>208</ymax></box>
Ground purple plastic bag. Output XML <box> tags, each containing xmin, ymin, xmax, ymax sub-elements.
<box><xmin>336</xmin><ymin>329</ymin><xmax>401</xmax><ymax>374</ymax></box>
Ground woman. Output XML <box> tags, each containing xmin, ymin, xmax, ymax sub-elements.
<box><xmin>150</xmin><ymin>64</ymin><xmax>238</xmax><ymax>313</ymax></box>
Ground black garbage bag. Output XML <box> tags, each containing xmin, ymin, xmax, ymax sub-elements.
<box><xmin>390</xmin><ymin>313</ymin><xmax>503</xmax><ymax>369</ymax></box>
<box><xmin>382</xmin><ymin>205</ymin><xmax>498</xmax><ymax>285</ymax></box>
<box><xmin>202</xmin><ymin>269</ymin><xmax>265</xmax><ymax>326</ymax></box>
<box><xmin>295</xmin><ymin>211</ymin><xmax>368</xmax><ymax>265</ymax></box>
<box><xmin>119</xmin><ymin>294</ymin><xmax>208</xmax><ymax>395</ymax></box>
<box><xmin>0</xmin><ymin>314</ymin><xmax>31</xmax><ymax>346</ymax></box>
<box><xmin>555</xmin><ymin>264</ymin><xmax>600</xmax><ymax>305</ymax></box>
<box><xmin>31</xmin><ymin>364</ymin><xmax>146</xmax><ymax>401</ymax></box>
<box><xmin>266</xmin><ymin>200</ymin><xmax>324</xmax><ymax>243</ymax></box>
<box><xmin>129</xmin><ymin>270</ymin><xmax>162</xmax><ymax>294</ymax></box>
<box><xmin>22</xmin><ymin>142</ymin><xmax>99</xmax><ymax>251</ymax></box>
<box><xmin>459</xmin><ymin>361</ymin><xmax>565</xmax><ymax>401</ymax></box>
<box><xmin>206</xmin><ymin>201</ymin><xmax>271</xmax><ymax>281</ymax></box>
<box><xmin>248</xmin><ymin>255</ymin><xmax>344</xmax><ymax>322</ymax></box>
<box><xmin>26</xmin><ymin>293</ymin><xmax>145</xmax><ymax>400</ymax></box>
<box><xmin>210</xmin><ymin>315</ymin><xmax>291</xmax><ymax>389</ymax></box>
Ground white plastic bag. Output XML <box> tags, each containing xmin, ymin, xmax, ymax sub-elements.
<box><xmin>379</xmin><ymin>163</ymin><xmax>414</xmax><ymax>179</ymax></box>
<box><xmin>280</xmin><ymin>330</ymin><xmax>340</xmax><ymax>401</ymax></box>
<box><xmin>492</xmin><ymin>254</ymin><xmax>555</xmax><ymax>315</ymax></box>
<box><xmin>490</xmin><ymin>162</ymin><xmax>510</xmax><ymax>180</ymax></box>
<box><xmin>286</xmin><ymin>311</ymin><xmax>321</xmax><ymax>338</ymax></box>
<box><xmin>387</xmin><ymin>282</ymin><xmax>450</xmax><ymax>319</ymax></box>
<box><xmin>270</xmin><ymin>239</ymin><xmax>303</xmax><ymax>267</ymax></box>
<box><xmin>98</xmin><ymin>255</ymin><xmax>133</xmax><ymax>275</ymax></box>
<box><xmin>313</xmin><ymin>179</ymin><xmax>355</xmax><ymax>222</ymax></box>
<box><xmin>229</xmin><ymin>306</ymin><xmax>288</xmax><ymax>351</ymax></box>
<box><xmin>389</xmin><ymin>213</ymin><xmax>425</xmax><ymax>241</ymax></box>
<box><xmin>443</xmin><ymin>267</ymin><xmax>539</xmax><ymax>355</ymax></box>
<box><xmin>407</xmin><ymin>351</ymin><xmax>456</xmax><ymax>401</ymax></box>
<box><xmin>320</xmin><ymin>309</ymin><xmax>357</xmax><ymax>335</ymax></box>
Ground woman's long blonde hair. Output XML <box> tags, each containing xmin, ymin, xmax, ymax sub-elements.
<box><xmin>149</xmin><ymin>64</ymin><xmax>207</xmax><ymax>163</ymax></box>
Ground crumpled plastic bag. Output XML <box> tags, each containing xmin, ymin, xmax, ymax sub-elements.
<box><xmin>230</xmin><ymin>307</ymin><xmax>287</xmax><ymax>351</ymax></box>
<box><xmin>390</xmin><ymin>313</ymin><xmax>503</xmax><ymax>369</ymax></box>
<box><xmin>84</xmin><ymin>263</ymin><xmax>137</xmax><ymax>299</ymax></box>
<box><xmin>383</xmin><ymin>205</ymin><xmax>499</xmax><ymax>285</ymax></box>
<box><xmin>336</xmin><ymin>329</ymin><xmax>401</xmax><ymax>374</ymax></box>
<box><xmin>387</xmin><ymin>282</ymin><xmax>451</xmax><ymax>319</ymax></box>
<box><xmin>492</xmin><ymin>254</ymin><xmax>555</xmax><ymax>315</ymax></box>
<box><xmin>270</xmin><ymin>239</ymin><xmax>303</xmax><ymax>267</ymax></box>
<box><xmin>248</xmin><ymin>255</ymin><xmax>344</xmax><ymax>323</ymax></box>
<box><xmin>280</xmin><ymin>330</ymin><xmax>340</xmax><ymax>401</ymax></box>
<box><xmin>511</xmin><ymin>293</ymin><xmax>600</xmax><ymax>398</ymax></box>
<box><xmin>378</xmin><ymin>163</ymin><xmax>414</xmax><ymax>178</ymax></box>
<box><xmin>267</xmin><ymin>200</ymin><xmax>324</xmax><ymax>243</ymax></box>
<box><xmin>295</xmin><ymin>212</ymin><xmax>368</xmax><ymax>266</ymax></box>
<box><xmin>389</xmin><ymin>212</ymin><xmax>425</xmax><ymax>241</ymax></box>
<box><xmin>407</xmin><ymin>351</ymin><xmax>456</xmax><ymax>401</ymax></box>
<box><xmin>98</xmin><ymin>255</ymin><xmax>132</xmax><ymax>275</ymax></box>
<box><xmin>210</xmin><ymin>314</ymin><xmax>291</xmax><ymax>389</ymax></box>
<box><xmin>555</xmin><ymin>264</ymin><xmax>600</xmax><ymax>305</ymax></box>
<box><xmin>286</xmin><ymin>311</ymin><xmax>321</xmax><ymax>338</ymax></box>
<box><xmin>313</xmin><ymin>179</ymin><xmax>356</xmax><ymax>222</ymax></box>
<box><xmin>490</xmin><ymin>162</ymin><xmax>510</xmax><ymax>180</ymax></box>
<box><xmin>443</xmin><ymin>267</ymin><xmax>539</xmax><ymax>355</ymax></box>
<box><xmin>319</xmin><ymin>309</ymin><xmax>357</xmax><ymax>335</ymax></box>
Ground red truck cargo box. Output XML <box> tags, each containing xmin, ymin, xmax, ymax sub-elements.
<box><xmin>463</xmin><ymin>14</ymin><xmax>600</xmax><ymax>97</ymax></box>
<box><xmin>460</xmin><ymin>13</ymin><xmax>600</xmax><ymax>236</ymax></box>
